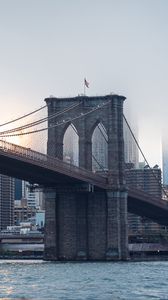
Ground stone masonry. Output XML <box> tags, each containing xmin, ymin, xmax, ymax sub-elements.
<box><xmin>44</xmin><ymin>94</ymin><xmax>128</xmax><ymax>261</ymax></box>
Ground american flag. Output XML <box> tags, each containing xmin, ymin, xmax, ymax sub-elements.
<box><xmin>84</xmin><ymin>78</ymin><xmax>89</xmax><ymax>88</ymax></box>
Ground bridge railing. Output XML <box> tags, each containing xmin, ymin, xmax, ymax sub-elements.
<box><xmin>0</xmin><ymin>140</ymin><xmax>107</xmax><ymax>185</ymax></box>
<box><xmin>0</xmin><ymin>140</ymin><xmax>46</xmax><ymax>161</ymax></box>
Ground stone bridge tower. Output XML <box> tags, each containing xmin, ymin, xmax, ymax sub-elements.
<box><xmin>44</xmin><ymin>94</ymin><xmax>128</xmax><ymax>261</ymax></box>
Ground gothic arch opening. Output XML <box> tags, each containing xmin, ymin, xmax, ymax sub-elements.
<box><xmin>92</xmin><ymin>123</ymin><xmax>108</xmax><ymax>171</ymax></box>
<box><xmin>63</xmin><ymin>124</ymin><xmax>79</xmax><ymax>166</ymax></box>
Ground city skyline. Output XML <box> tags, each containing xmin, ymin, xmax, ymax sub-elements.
<box><xmin>0</xmin><ymin>0</ymin><xmax>168</xmax><ymax>167</ymax></box>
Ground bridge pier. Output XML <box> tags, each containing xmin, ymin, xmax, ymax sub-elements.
<box><xmin>44</xmin><ymin>189</ymin><xmax>57</xmax><ymax>260</ymax></box>
<box><xmin>44</xmin><ymin>186</ymin><xmax>128</xmax><ymax>261</ymax></box>
<box><xmin>106</xmin><ymin>190</ymin><xmax>128</xmax><ymax>260</ymax></box>
<box><xmin>106</xmin><ymin>191</ymin><xmax>121</xmax><ymax>260</ymax></box>
<box><xmin>44</xmin><ymin>94</ymin><xmax>128</xmax><ymax>261</ymax></box>
<box><xmin>76</xmin><ymin>193</ymin><xmax>88</xmax><ymax>260</ymax></box>
<box><xmin>120</xmin><ymin>191</ymin><xmax>128</xmax><ymax>260</ymax></box>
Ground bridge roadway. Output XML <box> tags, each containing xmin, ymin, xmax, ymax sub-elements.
<box><xmin>0</xmin><ymin>140</ymin><xmax>107</xmax><ymax>189</ymax></box>
<box><xmin>0</xmin><ymin>140</ymin><xmax>168</xmax><ymax>226</ymax></box>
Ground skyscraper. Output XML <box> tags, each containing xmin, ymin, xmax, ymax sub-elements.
<box><xmin>14</xmin><ymin>178</ymin><xmax>26</xmax><ymax>200</ymax></box>
<box><xmin>126</xmin><ymin>166</ymin><xmax>163</xmax><ymax>235</ymax></box>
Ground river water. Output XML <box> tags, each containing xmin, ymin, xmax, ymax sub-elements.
<box><xmin>0</xmin><ymin>260</ymin><xmax>168</xmax><ymax>300</ymax></box>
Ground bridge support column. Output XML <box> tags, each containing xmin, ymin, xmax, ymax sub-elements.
<box><xmin>106</xmin><ymin>191</ymin><xmax>121</xmax><ymax>260</ymax></box>
<box><xmin>44</xmin><ymin>189</ymin><xmax>57</xmax><ymax>260</ymax></box>
<box><xmin>88</xmin><ymin>191</ymin><xmax>107</xmax><ymax>260</ymax></box>
<box><xmin>120</xmin><ymin>191</ymin><xmax>129</xmax><ymax>260</ymax></box>
<box><xmin>79</xmin><ymin>138</ymin><xmax>92</xmax><ymax>170</ymax></box>
<box><xmin>58</xmin><ymin>191</ymin><xmax>77</xmax><ymax>260</ymax></box>
<box><xmin>43</xmin><ymin>186</ymin><xmax>128</xmax><ymax>261</ymax></box>
<box><xmin>76</xmin><ymin>193</ymin><xmax>88</xmax><ymax>260</ymax></box>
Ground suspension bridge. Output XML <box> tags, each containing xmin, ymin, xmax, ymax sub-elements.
<box><xmin>0</xmin><ymin>94</ymin><xmax>167</xmax><ymax>261</ymax></box>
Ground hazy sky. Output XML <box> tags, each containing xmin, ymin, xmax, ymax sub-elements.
<box><xmin>0</xmin><ymin>0</ymin><xmax>168</xmax><ymax>167</ymax></box>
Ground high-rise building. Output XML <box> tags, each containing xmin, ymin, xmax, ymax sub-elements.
<box><xmin>0</xmin><ymin>175</ymin><xmax>15</xmax><ymax>230</ymax></box>
<box><xmin>26</xmin><ymin>184</ymin><xmax>44</xmax><ymax>210</ymax></box>
<box><xmin>14</xmin><ymin>179</ymin><xmax>26</xmax><ymax>200</ymax></box>
<box><xmin>26</xmin><ymin>189</ymin><xmax>38</xmax><ymax>208</ymax></box>
<box><xmin>126</xmin><ymin>165</ymin><xmax>162</xmax><ymax>198</ymax></box>
<box><xmin>126</xmin><ymin>165</ymin><xmax>163</xmax><ymax>235</ymax></box>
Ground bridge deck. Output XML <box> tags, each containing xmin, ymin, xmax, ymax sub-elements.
<box><xmin>0</xmin><ymin>140</ymin><xmax>107</xmax><ymax>189</ymax></box>
<box><xmin>0</xmin><ymin>140</ymin><xmax>168</xmax><ymax>225</ymax></box>
<box><xmin>128</xmin><ymin>188</ymin><xmax>168</xmax><ymax>226</ymax></box>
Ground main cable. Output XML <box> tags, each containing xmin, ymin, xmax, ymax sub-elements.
<box><xmin>0</xmin><ymin>105</ymin><xmax>47</xmax><ymax>128</ymax></box>
<box><xmin>0</xmin><ymin>102</ymin><xmax>82</xmax><ymax>135</ymax></box>
<box><xmin>0</xmin><ymin>101</ymin><xmax>110</xmax><ymax>138</ymax></box>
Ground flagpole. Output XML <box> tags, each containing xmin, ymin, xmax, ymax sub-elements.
<box><xmin>84</xmin><ymin>79</ymin><xmax>86</xmax><ymax>95</ymax></box>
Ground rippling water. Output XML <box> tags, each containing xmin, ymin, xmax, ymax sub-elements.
<box><xmin>0</xmin><ymin>260</ymin><xmax>168</xmax><ymax>299</ymax></box>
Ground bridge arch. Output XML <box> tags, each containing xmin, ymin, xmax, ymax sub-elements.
<box><xmin>91</xmin><ymin>122</ymin><xmax>108</xmax><ymax>171</ymax></box>
<box><xmin>88</xmin><ymin>119</ymin><xmax>107</xmax><ymax>139</ymax></box>
<box><xmin>63</xmin><ymin>123</ymin><xmax>79</xmax><ymax>166</ymax></box>
<box><xmin>46</xmin><ymin>95</ymin><xmax>125</xmax><ymax>175</ymax></box>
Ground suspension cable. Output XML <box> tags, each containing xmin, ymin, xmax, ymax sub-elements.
<box><xmin>70</xmin><ymin>124</ymin><xmax>105</xmax><ymax>171</ymax></box>
<box><xmin>1</xmin><ymin>101</ymin><xmax>109</xmax><ymax>172</ymax></box>
<box><xmin>0</xmin><ymin>102</ymin><xmax>82</xmax><ymax>135</ymax></box>
<box><xmin>123</xmin><ymin>114</ymin><xmax>168</xmax><ymax>199</ymax></box>
<box><xmin>92</xmin><ymin>154</ymin><xmax>106</xmax><ymax>171</ymax></box>
<box><xmin>0</xmin><ymin>105</ymin><xmax>47</xmax><ymax>128</ymax></box>
<box><xmin>97</xmin><ymin>124</ymin><xmax>108</xmax><ymax>142</ymax></box>
<box><xmin>0</xmin><ymin>101</ymin><xmax>110</xmax><ymax>138</ymax></box>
